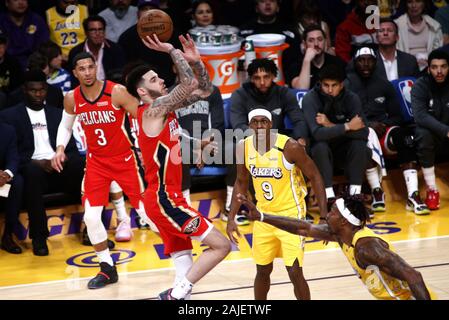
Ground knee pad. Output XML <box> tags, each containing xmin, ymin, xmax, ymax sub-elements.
<box><xmin>83</xmin><ymin>200</ymin><xmax>107</xmax><ymax>245</ymax></box>
<box><xmin>109</xmin><ymin>181</ymin><xmax>122</xmax><ymax>194</ymax></box>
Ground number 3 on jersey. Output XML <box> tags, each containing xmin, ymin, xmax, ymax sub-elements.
<box><xmin>95</xmin><ymin>128</ymin><xmax>107</xmax><ymax>146</ymax></box>
<box><xmin>261</xmin><ymin>181</ymin><xmax>274</xmax><ymax>201</ymax></box>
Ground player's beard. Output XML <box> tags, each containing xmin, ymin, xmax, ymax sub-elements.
<box><xmin>147</xmin><ymin>88</ymin><xmax>163</xmax><ymax>99</ymax></box>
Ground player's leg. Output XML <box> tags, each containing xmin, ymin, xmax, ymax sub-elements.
<box><xmin>286</xmin><ymin>259</ymin><xmax>310</xmax><ymax>300</ymax></box>
<box><xmin>109</xmin><ymin>181</ymin><xmax>133</xmax><ymax>242</ymax></box>
<box><xmin>254</xmin><ymin>263</ymin><xmax>273</xmax><ymax>300</ymax></box>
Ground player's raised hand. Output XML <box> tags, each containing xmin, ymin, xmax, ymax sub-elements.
<box><xmin>51</xmin><ymin>147</ymin><xmax>67</xmax><ymax>173</ymax></box>
<box><xmin>179</xmin><ymin>34</ymin><xmax>200</xmax><ymax>63</ymax></box>
<box><xmin>142</xmin><ymin>34</ymin><xmax>174</xmax><ymax>53</ymax></box>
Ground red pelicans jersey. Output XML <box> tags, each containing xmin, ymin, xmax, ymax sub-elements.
<box><xmin>137</xmin><ymin>107</ymin><xmax>182</xmax><ymax>193</ymax></box>
<box><xmin>73</xmin><ymin>81</ymin><xmax>132</xmax><ymax>157</ymax></box>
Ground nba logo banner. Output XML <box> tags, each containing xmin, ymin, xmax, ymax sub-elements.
<box><xmin>284</xmin><ymin>89</ymin><xmax>308</xmax><ymax>129</ymax></box>
<box><xmin>391</xmin><ymin>77</ymin><xmax>416</xmax><ymax>123</ymax></box>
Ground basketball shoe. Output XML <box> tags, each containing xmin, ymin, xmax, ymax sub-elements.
<box><xmin>406</xmin><ymin>191</ymin><xmax>430</xmax><ymax>215</ymax></box>
<box><xmin>115</xmin><ymin>218</ymin><xmax>133</xmax><ymax>242</ymax></box>
<box><xmin>425</xmin><ymin>189</ymin><xmax>440</xmax><ymax>210</ymax></box>
<box><xmin>371</xmin><ymin>187</ymin><xmax>386</xmax><ymax>212</ymax></box>
<box><xmin>158</xmin><ymin>288</ymin><xmax>183</xmax><ymax>300</ymax></box>
<box><xmin>87</xmin><ymin>262</ymin><xmax>118</xmax><ymax>289</ymax></box>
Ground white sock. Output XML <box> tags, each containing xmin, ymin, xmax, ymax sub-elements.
<box><xmin>226</xmin><ymin>186</ymin><xmax>233</xmax><ymax>211</ymax></box>
<box><xmin>182</xmin><ymin>189</ymin><xmax>192</xmax><ymax>206</ymax></box>
<box><xmin>366</xmin><ymin>167</ymin><xmax>381</xmax><ymax>190</ymax></box>
<box><xmin>325</xmin><ymin>187</ymin><xmax>335</xmax><ymax>199</ymax></box>
<box><xmin>96</xmin><ymin>248</ymin><xmax>114</xmax><ymax>266</ymax></box>
<box><xmin>422</xmin><ymin>167</ymin><xmax>437</xmax><ymax>190</ymax></box>
<box><xmin>171</xmin><ymin>276</ymin><xmax>193</xmax><ymax>300</ymax></box>
<box><xmin>403</xmin><ymin>169</ymin><xmax>418</xmax><ymax>197</ymax></box>
<box><xmin>112</xmin><ymin>197</ymin><xmax>129</xmax><ymax>222</ymax></box>
<box><xmin>349</xmin><ymin>185</ymin><xmax>362</xmax><ymax>195</ymax></box>
<box><xmin>171</xmin><ymin>250</ymin><xmax>193</xmax><ymax>300</ymax></box>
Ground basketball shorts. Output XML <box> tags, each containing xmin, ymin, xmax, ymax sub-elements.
<box><xmin>82</xmin><ymin>151</ymin><xmax>145</xmax><ymax>208</ymax></box>
<box><xmin>252</xmin><ymin>220</ymin><xmax>305</xmax><ymax>267</ymax></box>
<box><xmin>143</xmin><ymin>189</ymin><xmax>213</xmax><ymax>256</ymax></box>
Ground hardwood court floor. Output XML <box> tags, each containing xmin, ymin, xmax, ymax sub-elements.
<box><xmin>1</xmin><ymin>197</ymin><xmax>449</xmax><ymax>300</ymax></box>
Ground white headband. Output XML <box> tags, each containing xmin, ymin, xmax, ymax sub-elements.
<box><xmin>248</xmin><ymin>108</ymin><xmax>272</xmax><ymax>122</ymax></box>
<box><xmin>335</xmin><ymin>198</ymin><xmax>361</xmax><ymax>226</ymax></box>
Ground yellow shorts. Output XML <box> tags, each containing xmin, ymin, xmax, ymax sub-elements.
<box><xmin>252</xmin><ymin>220</ymin><xmax>305</xmax><ymax>267</ymax></box>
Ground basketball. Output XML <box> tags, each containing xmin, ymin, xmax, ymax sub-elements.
<box><xmin>137</xmin><ymin>9</ymin><xmax>173</xmax><ymax>42</ymax></box>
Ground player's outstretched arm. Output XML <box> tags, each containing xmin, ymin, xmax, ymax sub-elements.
<box><xmin>237</xmin><ymin>194</ymin><xmax>335</xmax><ymax>241</ymax></box>
<box><xmin>356</xmin><ymin>239</ymin><xmax>431</xmax><ymax>300</ymax></box>
<box><xmin>52</xmin><ymin>90</ymin><xmax>76</xmax><ymax>172</ymax></box>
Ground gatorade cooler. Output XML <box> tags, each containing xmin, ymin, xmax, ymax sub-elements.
<box><xmin>198</xmin><ymin>43</ymin><xmax>243</xmax><ymax>95</ymax></box>
<box><xmin>246</xmin><ymin>34</ymin><xmax>289</xmax><ymax>85</ymax></box>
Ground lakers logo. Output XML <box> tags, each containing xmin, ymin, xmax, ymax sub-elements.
<box><xmin>182</xmin><ymin>216</ymin><xmax>201</xmax><ymax>234</ymax></box>
<box><xmin>66</xmin><ymin>249</ymin><xmax>136</xmax><ymax>268</ymax></box>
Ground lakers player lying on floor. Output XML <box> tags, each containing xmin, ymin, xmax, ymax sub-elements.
<box><xmin>237</xmin><ymin>194</ymin><xmax>436</xmax><ymax>300</ymax></box>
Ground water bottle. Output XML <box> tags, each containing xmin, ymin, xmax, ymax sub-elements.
<box><xmin>243</xmin><ymin>39</ymin><xmax>256</xmax><ymax>71</ymax></box>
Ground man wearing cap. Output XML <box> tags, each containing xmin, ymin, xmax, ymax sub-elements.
<box><xmin>237</xmin><ymin>193</ymin><xmax>435</xmax><ymax>300</ymax></box>
<box><xmin>0</xmin><ymin>33</ymin><xmax>24</xmax><ymax>108</ymax></box>
<box><xmin>302</xmin><ymin>64</ymin><xmax>371</xmax><ymax>209</ymax></box>
<box><xmin>411</xmin><ymin>49</ymin><xmax>449</xmax><ymax>211</ymax></box>
<box><xmin>224</xmin><ymin>58</ymin><xmax>308</xmax><ymax>225</ymax></box>
<box><xmin>346</xmin><ymin>47</ymin><xmax>429</xmax><ymax>215</ymax></box>
<box><xmin>227</xmin><ymin>108</ymin><xmax>327</xmax><ymax>300</ymax></box>
<box><xmin>118</xmin><ymin>0</ymin><xmax>180</xmax><ymax>87</ymax></box>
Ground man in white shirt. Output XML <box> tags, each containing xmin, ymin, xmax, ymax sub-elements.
<box><xmin>99</xmin><ymin>0</ymin><xmax>137</xmax><ymax>43</ymax></box>
<box><xmin>0</xmin><ymin>70</ymin><xmax>84</xmax><ymax>256</ymax></box>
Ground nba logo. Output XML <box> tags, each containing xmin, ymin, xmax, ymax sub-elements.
<box><xmin>392</xmin><ymin>77</ymin><xmax>416</xmax><ymax>123</ymax></box>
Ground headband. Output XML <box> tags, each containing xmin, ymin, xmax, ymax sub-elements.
<box><xmin>335</xmin><ymin>198</ymin><xmax>361</xmax><ymax>226</ymax></box>
<box><xmin>248</xmin><ymin>108</ymin><xmax>272</xmax><ymax>122</ymax></box>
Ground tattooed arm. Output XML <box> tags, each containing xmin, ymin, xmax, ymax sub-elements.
<box><xmin>355</xmin><ymin>238</ymin><xmax>431</xmax><ymax>300</ymax></box>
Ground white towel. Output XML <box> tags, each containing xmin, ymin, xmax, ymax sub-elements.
<box><xmin>367</xmin><ymin>127</ymin><xmax>387</xmax><ymax>180</ymax></box>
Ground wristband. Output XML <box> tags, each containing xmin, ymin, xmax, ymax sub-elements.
<box><xmin>259</xmin><ymin>212</ymin><xmax>264</xmax><ymax>222</ymax></box>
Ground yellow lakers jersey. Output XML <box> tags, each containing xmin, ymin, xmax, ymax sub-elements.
<box><xmin>341</xmin><ymin>228</ymin><xmax>435</xmax><ymax>300</ymax></box>
<box><xmin>244</xmin><ymin>134</ymin><xmax>307</xmax><ymax>218</ymax></box>
<box><xmin>46</xmin><ymin>5</ymin><xmax>88</xmax><ymax>57</ymax></box>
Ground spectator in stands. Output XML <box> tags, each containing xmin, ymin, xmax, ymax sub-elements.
<box><xmin>239</xmin><ymin>0</ymin><xmax>302</xmax><ymax>81</ymax></box>
<box><xmin>225</xmin><ymin>58</ymin><xmax>308</xmax><ymax>223</ymax></box>
<box><xmin>0</xmin><ymin>33</ymin><xmax>24</xmax><ymax>106</ymax></box>
<box><xmin>118</xmin><ymin>0</ymin><xmax>179</xmax><ymax>87</ymax></box>
<box><xmin>46</xmin><ymin>0</ymin><xmax>89</xmax><ymax>61</ymax></box>
<box><xmin>191</xmin><ymin>0</ymin><xmax>215</xmax><ymax>28</ymax></box>
<box><xmin>345</xmin><ymin>47</ymin><xmax>429</xmax><ymax>214</ymax></box>
<box><xmin>434</xmin><ymin>4</ymin><xmax>449</xmax><ymax>45</ymax></box>
<box><xmin>99</xmin><ymin>0</ymin><xmax>138</xmax><ymax>43</ymax></box>
<box><xmin>315</xmin><ymin>0</ymin><xmax>354</xmax><ymax>40</ymax></box>
<box><xmin>289</xmin><ymin>25</ymin><xmax>346</xmax><ymax>90</ymax></box>
<box><xmin>5</xmin><ymin>52</ymin><xmax>64</xmax><ymax>110</ymax></box>
<box><xmin>68</xmin><ymin>15</ymin><xmax>126</xmax><ymax>86</ymax></box>
<box><xmin>294</xmin><ymin>0</ymin><xmax>333</xmax><ymax>54</ymax></box>
<box><xmin>335</xmin><ymin>0</ymin><xmax>377</xmax><ymax>63</ymax></box>
<box><xmin>302</xmin><ymin>64</ymin><xmax>371</xmax><ymax>208</ymax></box>
<box><xmin>395</xmin><ymin>0</ymin><xmax>443</xmax><ymax>71</ymax></box>
<box><xmin>374</xmin><ymin>18</ymin><xmax>420</xmax><ymax>81</ymax></box>
<box><xmin>0</xmin><ymin>122</ymin><xmax>23</xmax><ymax>254</ymax></box>
<box><xmin>38</xmin><ymin>41</ymin><xmax>72</xmax><ymax>95</ymax></box>
<box><xmin>0</xmin><ymin>0</ymin><xmax>49</xmax><ymax>70</ymax></box>
<box><xmin>411</xmin><ymin>49</ymin><xmax>449</xmax><ymax>211</ymax></box>
<box><xmin>0</xmin><ymin>70</ymin><xmax>84</xmax><ymax>256</ymax></box>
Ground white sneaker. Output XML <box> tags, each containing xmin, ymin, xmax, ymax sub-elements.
<box><xmin>115</xmin><ymin>219</ymin><xmax>133</xmax><ymax>242</ymax></box>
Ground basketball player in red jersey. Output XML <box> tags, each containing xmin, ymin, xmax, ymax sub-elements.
<box><xmin>126</xmin><ymin>34</ymin><xmax>231</xmax><ymax>300</ymax></box>
<box><xmin>51</xmin><ymin>52</ymin><xmax>150</xmax><ymax>289</ymax></box>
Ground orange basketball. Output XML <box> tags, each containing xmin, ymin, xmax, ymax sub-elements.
<box><xmin>137</xmin><ymin>9</ymin><xmax>173</xmax><ymax>42</ymax></box>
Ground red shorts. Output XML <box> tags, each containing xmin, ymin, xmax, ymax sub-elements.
<box><xmin>143</xmin><ymin>189</ymin><xmax>213</xmax><ymax>255</ymax></box>
<box><xmin>82</xmin><ymin>151</ymin><xmax>145</xmax><ymax>208</ymax></box>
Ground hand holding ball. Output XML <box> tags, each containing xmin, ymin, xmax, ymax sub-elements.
<box><xmin>137</xmin><ymin>9</ymin><xmax>173</xmax><ymax>42</ymax></box>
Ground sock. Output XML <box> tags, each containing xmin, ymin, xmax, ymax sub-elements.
<box><xmin>182</xmin><ymin>189</ymin><xmax>192</xmax><ymax>206</ymax></box>
<box><xmin>422</xmin><ymin>167</ymin><xmax>437</xmax><ymax>190</ymax></box>
<box><xmin>171</xmin><ymin>276</ymin><xmax>193</xmax><ymax>300</ymax></box>
<box><xmin>366</xmin><ymin>167</ymin><xmax>381</xmax><ymax>190</ymax></box>
<box><xmin>96</xmin><ymin>248</ymin><xmax>114</xmax><ymax>266</ymax></box>
<box><xmin>171</xmin><ymin>250</ymin><xmax>193</xmax><ymax>300</ymax></box>
<box><xmin>112</xmin><ymin>197</ymin><xmax>129</xmax><ymax>222</ymax></box>
<box><xmin>403</xmin><ymin>169</ymin><xmax>418</xmax><ymax>197</ymax></box>
<box><xmin>349</xmin><ymin>185</ymin><xmax>362</xmax><ymax>195</ymax></box>
<box><xmin>226</xmin><ymin>186</ymin><xmax>233</xmax><ymax>211</ymax></box>
<box><xmin>325</xmin><ymin>187</ymin><xmax>335</xmax><ymax>199</ymax></box>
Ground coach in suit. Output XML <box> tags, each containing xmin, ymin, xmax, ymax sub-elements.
<box><xmin>0</xmin><ymin>70</ymin><xmax>84</xmax><ymax>256</ymax></box>
<box><xmin>0</xmin><ymin>122</ymin><xmax>23</xmax><ymax>254</ymax></box>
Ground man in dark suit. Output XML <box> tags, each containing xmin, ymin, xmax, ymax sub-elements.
<box><xmin>0</xmin><ymin>70</ymin><xmax>84</xmax><ymax>256</ymax></box>
<box><xmin>68</xmin><ymin>15</ymin><xmax>126</xmax><ymax>86</ymax></box>
<box><xmin>0</xmin><ymin>122</ymin><xmax>23</xmax><ymax>254</ymax></box>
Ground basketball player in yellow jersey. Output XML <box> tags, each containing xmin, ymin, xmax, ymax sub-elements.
<box><xmin>238</xmin><ymin>194</ymin><xmax>434</xmax><ymax>300</ymax></box>
<box><xmin>46</xmin><ymin>0</ymin><xmax>88</xmax><ymax>60</ymax></box>
<box><xmin>227</xmin><ymin>109</ymin><xmax>328</xmax><ymax>300</ymax></box>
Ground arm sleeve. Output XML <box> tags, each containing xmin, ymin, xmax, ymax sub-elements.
<box><xmin>56</xmin><ymin>110</ymin><xmax>76</xmax><ymax>149</ymax></box>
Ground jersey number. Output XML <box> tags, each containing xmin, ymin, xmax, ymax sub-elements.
<box><xmin>94</xmin><ymin>129</ymin><xmax>107</xmax><ymax>146</ymax></box>
<box><xmin>61</xmin><ymin>32</ymin><xmax>78</xmax><ymax>45</ymax></box>
<box><xmin>261</xmin><ymin>182</ymin><xmax>274</xmax><ymax>201</ymax></box>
